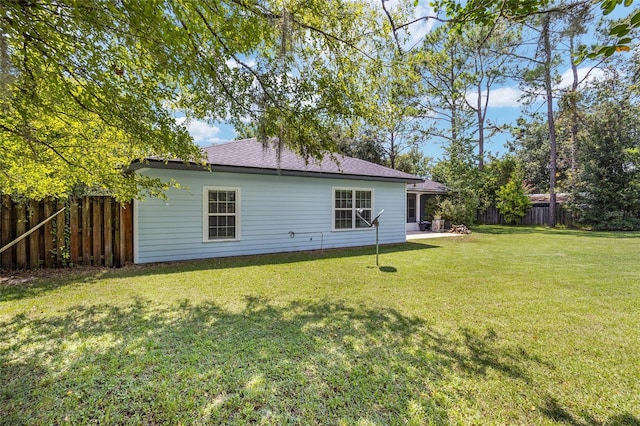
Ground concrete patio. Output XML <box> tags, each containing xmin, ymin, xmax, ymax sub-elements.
<box><xmin>406</xmin><ymin>231</ymin><xmax>466</xmax><ymax>240</ymax></box>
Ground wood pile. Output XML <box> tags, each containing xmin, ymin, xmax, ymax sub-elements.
<box><xmin>449</xmin><ymin>224</ymin><xmax>472</xmax><ymax>234</ymax></box>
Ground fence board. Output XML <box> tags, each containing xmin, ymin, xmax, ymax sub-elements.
<box><xmin>15</xmin><ymin>203</ymin><xmax>27</xmax><ymax>269</ymax></box>
<box><xmin>82</xmin><ymin>197</ymin><xmax>91</xmax><ymax>265</ymax></box>
<box><xmin>29</xmin><ymin>203</ymin><xmax>40</xmax><ymax>269</ymax></box>
<box><xmin>478</xmin><ymin>204</ymin><xmax>572</xmax><ymax>226</ymax></box>
<box><xmin>92</xmin><ymin>198</ymin><xmax>102</xmax><ymax>266</ymax></box>
<box><xmin>117</xmin><ymin>203</ymin><xmax>133</xmax><ymax>264</ymax></box>
<box><xmin>104</xmin><ymin>200</ymin><xmax>113</xmax><ymax>267</ymax></box>
<box><xmin>1</xmin><ymin>196</ymin><xmax>133</xmax><ymax>270</ymax></box>
<box><xmin>69</xmin><ymin>199</ymin><xmax>80</xmax><ymax>264</ymax></box>
<box><xmin>1</xmin><ymin>195</ymin><xmax>12</xmax><ymax>267</ymax></box>
<box><xmin>56</xmin><ymin>200</ymin><xmax>65</xmax><ymax>266</ymax></box>
<box><xmin>123</xmin><ymin>203</ymin><xmax>133</xmax><ymax>263</ymax></box>
<box><xmin>44</xmin><ymin>200</ymin><xmax>54</xmax><ymax>268</ymax></box>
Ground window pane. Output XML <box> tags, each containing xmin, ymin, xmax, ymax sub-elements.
<box><xmin>334</xmin><ymin>210</ymin><xmax>352</xmax><ymax>229</ymax></box>
<box><xmin>356</xmin><ymin>209</ymin><xmax>371</xmax><ymax>228</ymax></box>
<box><xmin>209</xmin><ymin>215</ymin><xmax>236</xmax><ymax>239</ymax></box>
<box><xmin>335</xmin><ymin>190</ymin><xmax>352</xmax><ymax>209</ymax></box>
<box><xmin>355</xmin><ymin>191</ymin><xmax>371</xmax><ymax>209</ymax></box>
<box><xmin>207</xmin><ymin>190</ymin><xmax>237</xmax><ymax>240</ymax></box>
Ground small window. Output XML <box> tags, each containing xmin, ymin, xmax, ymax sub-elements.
<box><xmin>203</xmin><ymin>187</ymin><xmax>240</xmax><ymax>241</ymax></box>
<box><xmin>333</xmin><ymin>188</ymin><xmax>373</xmax><ymax>230</ymax></box>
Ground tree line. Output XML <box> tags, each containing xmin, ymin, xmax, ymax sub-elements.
<box><xmin>1</xmin><ymin>0</ymin><xmax>638</xmax><ymax>229</ymax></box>
<box><xmin>336</xmin><ymin>0</ymin><xmax>640</xmax><ymax>230</ymax></box>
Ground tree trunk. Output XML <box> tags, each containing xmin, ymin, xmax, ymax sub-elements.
<box><xmin>569</xmin><ymin>36</ymin><xmax>579</xmax><ymax>175</ymax></box>
<box><xmin>476</xmin><ymin>81</ymin><xmax>484</xmax><ymax>171</ymax></box>
<box><xmin>543</xmin><ymin>17</ymin><xmax>557</xmax><ymax>227</ymax></box>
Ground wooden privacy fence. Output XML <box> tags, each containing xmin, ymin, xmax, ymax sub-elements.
<box><xmin>477</xmin><ymin>204</ymin><xmax>573</xmax><ymax>226</ymax></box>
<box><xmin>1</xmin><ymin>196</ymin><xmax>133</xmax><ymax>270</ymax></box>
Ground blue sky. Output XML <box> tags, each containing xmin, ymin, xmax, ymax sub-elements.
<box><xmin>179</xmin><ymin>1</ymin><xmax>632</xmax><ymax>162</ymax></box>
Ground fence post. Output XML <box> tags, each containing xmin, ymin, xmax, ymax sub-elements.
<box><xmin>82</xmin><ymin>197</ymin><xmax>91</xmax><ymax>265</ymax></box>
<box><xmin>56</xmin><ymin>199</ymin><xmax>66</xmax><ymax>266</ymax></box>
<box><xmin>1</xmin><ymin>195</ymin><xmax>12</xmax><ymax>269</ymax></box>
<box><xmin>28</xmin><ymin>203</ymin><xmax>40</xmax><ymax>269</ymax></box>
<box><xmin>104</xmin><ymin>198</ymin><xmax>113</xmax><ymax>267</ymax></box>
<box><xmin>69</xmin><ymin>198</ymin><xmax>80</xmax><ymax>264</ymax></box>
<box><xmin>44</xmin><ymin>199</ymin><xmax>54</xmax><ymax>268</ymax></box>
<box><xmin>92</xmin><ymin>198</ymin><xmax>102</xmax><ymax>266</ymax></box>
<box><xmin>15</xmin><ymin>203</ymin><xmax>27</xmax><ymax>269</ymax></box>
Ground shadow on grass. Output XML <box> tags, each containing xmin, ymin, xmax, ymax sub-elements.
<box><xmin>540</xmin><ymin>396</ymin><xmax>640</xmax><ymax>426</ymax></box>
<box><xmin>1</xmin><ymin>297</ymin><xmax>542</xmax><ymax>425</ymax></box>
<box><xmin>473</xmin><ymin>225</ymin><xmax>640</xmax><ymax>239</ymax></box>
<box><xmin>0</xmin><ymin>242</ymin><xmax>437</xmax><ymax>303</ymax></box>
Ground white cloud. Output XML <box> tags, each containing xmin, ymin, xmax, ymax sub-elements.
<box><xmin>558</xmin><ymin>66</ymin><xmax>605</xmax><ymax>89</ymax></box>
<box><xmin>226</xmin><ymin>57</ymin><xmax>257</xmax><ymax>70</ymax></box>
<box><xmin>466</xmin><ymin>86</ymin><xmax>522</xmax><ymax>109</ymax></box>
<box><xmin>406</xmin><ymin>2</ymin><xmax>437</xmax><ymax>49</ymax></box>
<box><xmin>176</xmin><ymin>117</ymin><xmax>225</xmax><ymax>145</ymax></box>
<box><xmin>485</xmin><ymin>86</ymin><xmax>522</xmax><ymax>108</ymax></box>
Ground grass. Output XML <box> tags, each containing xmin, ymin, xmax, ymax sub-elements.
<box><xmin>1</xmin><ymin>226</ymin><xmax>639</xmax><ymax>425</ymax></box>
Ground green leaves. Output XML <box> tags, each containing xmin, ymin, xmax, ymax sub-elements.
<box><xmin>0</xmin><ymin>0</ymin><xmax>379</xmax><ymax>200</ymax></box>
<box><xmin>577</xmin><ymin>0</ymin><xmax>640</xmax><ymax>61</ymax></box>
<box><xmin>609</xmin><ymin>23</ymin><xmax>631</xmax><ymax>37</ymax></box>
<box><xmin>495</xmin><ymin>171</ymin><xmax>532</xmax><ymax>225</ymax></box>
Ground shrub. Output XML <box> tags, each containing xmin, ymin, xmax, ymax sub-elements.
<box><xmin>496</xmin><ymin>176</ymin><xmax>532</xmax><ymax>225</ymax></box>
<box><xmin>437</xmin><ymin>191</ymin><xmax>478</xmax><ymax>225</ymax></box>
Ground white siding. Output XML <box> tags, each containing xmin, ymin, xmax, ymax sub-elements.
<box><xmin>135</xmin><ymin>168</ymin><xmax>407</xmax><ymax>263</ymax></box>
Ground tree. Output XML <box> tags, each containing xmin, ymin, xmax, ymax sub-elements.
<box><xmin>393</xmin><ymin>146</ymin><xmax>432</xmax><ymax>176</ymax></box>
<box><xmin>354</xmin><ymin>33</ymin><xmax>427</xmax><ymax>170</ymax></box>
<box><xmin>540</xmin><ymin>12</ymin><xmax>561</xmax><ymax>227</ymax></box>
<box><xmin>0</xmin><ymin>0</ymin><xmax>377</xmax><ymax>200</ymax></box>
<box><xmin>508</xmin><ymin>115</ymin><xmax>572</xmax><ymax>194</ymax></box>
<box><xmin>496</xmin><ymin>169</ymin><xmax>533</xmax><ymax>224</ymax></box>
<box><xmin>570</xmin><ymin>63</ymin><xmax>640</xmax><ymax>230</ymax></box>
<box><xmin>513</xmin><ymin>2</ymin><xmax>597</xmax><ymax>226</ymax></box>
<box><xmin>417</xmin><ymin>26</ymin><xmax>475</xmax><ymax>151</ymax></box>
<box><xmin>429</xmin><ymin>0</ymin><xmax>639</xmax><ymax>57</ymax></box>
<box><xmin>428</xmin><ymin>130</ymin><xmax>481</xmax><ymax>225</ymax></box>
<box><xmin>463</xmin><ymin>23</ymin><xmax>522</xmax><ymax>170</ymax></box>
<box><xmin>336</xmin><ymin>130</ymin><xmax>385</xmax><ymax>165</ymax></box>
<box><xmin>479</xmin><ymin>155</ymin><xmax>520</xmax><ymax>209</ymax></box>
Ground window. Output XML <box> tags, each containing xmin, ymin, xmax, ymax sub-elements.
<box><xmin>203</xmin><ymin>187</ymin><xmax>240</xmax><ymax>241</ymax></box>
<box><xmin>407</xmin><ymin>194</ymin><xmax>416</xmax><ymax>222</ymax></box>
<box><xmin>333</xmin><ymin>188</ymin><xmax>373</xmax><ymax>230</ymax></box>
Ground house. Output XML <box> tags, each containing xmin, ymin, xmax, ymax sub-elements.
<box><xmin>130</xmin><ymin>139</ymin><xmax>423</xmax><ymax>263</ymax></box>
<box><xmin>405</xmin><ymin>180</ymin><xmax>448</xmax><ymax>232</ymax></box>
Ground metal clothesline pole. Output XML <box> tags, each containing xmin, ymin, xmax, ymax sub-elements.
<box><xmin>356</xmin><ymin>208</ymin><xmax>384</xmax><ymax>267</ymax></box>
<box><xmin>375</xmin><ymin>222</ymin><xmax>379</xmax><ymax>266</ymax></box>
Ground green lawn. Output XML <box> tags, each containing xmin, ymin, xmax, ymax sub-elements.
<box><xmin>1</xmin><ymin>226</ymin><xmax>639</xmax><ymax>425</ymax></box>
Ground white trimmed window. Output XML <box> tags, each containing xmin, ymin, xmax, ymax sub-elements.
<box><xmin>333</xmin><ymin>188</ymin><xmax>373</xmax><ymax>230</ymax></box>
<box><xmin>203</xmin><ymin>187</ymin><xmax>240</xmax><ymax>242</ymax></box>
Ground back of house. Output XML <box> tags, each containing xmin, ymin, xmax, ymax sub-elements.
<box><xmin>130</xmin><ymin>139</ymin><xmax>423</xmax><ymax>263</ymax></box>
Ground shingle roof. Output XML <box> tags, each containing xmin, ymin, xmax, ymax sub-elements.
<box><xmin>406</xmin><ymin>180</ymin><xmax>448</xmax><ymax>194</ymax></box>
<box><xmin>196</xmin><ymin>138</ymin><xmax>422</xmax><ymax>183</ymax></box>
